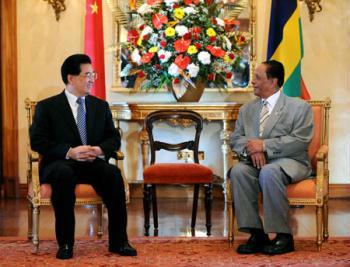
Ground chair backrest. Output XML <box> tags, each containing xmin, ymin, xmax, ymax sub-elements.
<box><xmin>145</xmin><ymin>110</ymin><xmax>203</xmax><ymax>165</ymax></box>
<box><xmin>308</xmin><ymin>99</ymin><xmax>331</xmax><ymax>171</ymax></box>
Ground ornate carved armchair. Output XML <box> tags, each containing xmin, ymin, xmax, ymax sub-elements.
<box><xmin>143</xmin><ymin>110</ymin><xmax>213</xmax><ymax>236</ymax></box>
<box><xmin>25</xmin><ymin>98</ymin><xmax>129</xmax><ymax>251</ymax></box>
<box><xmin>226</xmin><ymin>99</ymin><xmax>331</xmax><ymax>251</ymax></box>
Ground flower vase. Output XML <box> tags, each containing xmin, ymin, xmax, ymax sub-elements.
<box><xmin>169</xmin><ymin>79</ymin><xmax>206</xmax><ymax>102</ymax></box>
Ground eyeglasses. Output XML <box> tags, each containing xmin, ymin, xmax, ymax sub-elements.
<box><xmin>79</xmin><ymin>71</ymin><xmax>98</xmax><ymax>80</ymax></box>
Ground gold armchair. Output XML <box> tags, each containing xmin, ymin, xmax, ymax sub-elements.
<box><xmin>226</xmin><ymin>99</ymin><xmax>331</xmax><ymax>251</ymax></box>
<box><xmin>25</xmin><ymin>98</ymin><xmax>129</xmax><ymax>251</ymax></box>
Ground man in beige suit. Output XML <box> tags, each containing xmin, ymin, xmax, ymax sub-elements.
<box><xmin>229</xmin><ymin>60</ymin><xmax>314</xmax><ymax>255</ymax></box>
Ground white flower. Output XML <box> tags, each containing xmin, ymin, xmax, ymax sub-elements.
<box><xmin>168</xmin><ymin>63</ymin><xmax>180</xmax><ymax>77</ymax></box>
<box><xmin>223</xmin><ymin>35</ymin><xmax>232</xmax><ymax>50</ymax></box>
<box><xmin>131</xmin><ymin>49</ymin><xmax>141</xmax><ymax>65</ymax></box>
<box><xmin>137</xmin><ymin>4</ymin><xmax>153</xmax><ymax>15</ymax></box>
<box><xmin>198</xmin><ymin>51</ymin><xmax>211</xmax><ymax>65</ymax></box>
<box><xmin>184</xmin><ymin>7</ymin><xmax>196</xmax><ymax>15</ymax></box>
<box><xmin>149</xmin><ymin>33</ymin><xmax>159</xmax><ymax>45</ymax></box>
<box><xmin>164</xmin><ymin>0</ymin><xmax>179</xmax><ymax>7</ymax></box>
<box><xmin>187</xmin><ymin>63</ymin><xmax>200</xmax><ymax>78</ymax></box>
<box><xmin>157</xmin><ymin>49</ymin><xmax>172</xmax><ymax>63</ymax></box>
<box><xmin>215</xmin><ymin>17</ymin><xmax>225</xmax><ymax>27</ymax></box>
<box><xmin>175</xmin><ymin>25</ymin><xmax>189</xmax><ymax>37</ymax></box>
<box><xmin>141</xmin><ymin>26</ymin><xmax>154</xmax><ymax>37</ymax></box>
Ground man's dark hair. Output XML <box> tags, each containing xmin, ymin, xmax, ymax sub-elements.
<box><xmin>61</xmin><ymin>54</ymin><xmax>92</xmax><ymax>84</ymax></box>
<box><xmin>262</xmin><ymin>60</ymin><xmax>285</xmax><ymax>88</ymax></box>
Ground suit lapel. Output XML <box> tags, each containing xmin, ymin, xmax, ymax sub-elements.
<box><xmin>57</xmin><ymin>91</ymin><xmax>81</xmax><ymax>141</ymax></box>
<box><xmin>251</xmin><ymin>100</ymin><xmax>261</xmax><ymax>137</ymax></box>
<box><xmin>85</xmin><ymin>96</ymin><xmax>96</xmax><ymax>144</ymax></box>
<box><xmin>262</xmin><ymin>93</ymin><xmax>286</xmax><ymax>138</ymax></box>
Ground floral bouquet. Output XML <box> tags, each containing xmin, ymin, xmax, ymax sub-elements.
<box><xmin>121</xmin><ymin>0</ymin><xmax>249</xmax><ymax>94</ymax></box>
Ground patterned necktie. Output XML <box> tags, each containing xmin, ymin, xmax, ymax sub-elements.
<box><xmin>76</xmin><ymin>97</ymin><xmax>87</xmax><ymax>145</ymax></box>
<box><xmin>259</xmin><ymin>100</ymin><xmax>269</xmax><ymax>137</ymax></box>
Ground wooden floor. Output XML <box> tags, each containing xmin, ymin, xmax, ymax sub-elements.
<box><xmin>1</xmin><ymin>198</ymin><xmax>350</xmax><ymax>239</ymax></box>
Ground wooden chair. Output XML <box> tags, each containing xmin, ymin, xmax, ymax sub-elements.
<box><xmin>25</xmin><ymin>98</ymin><xmax>129</xmax><ymax>251</ymax></box>
<box><xmin>143</xmin><ymin>110</ymin><xmax>213</xmax><ymax>236</ymax></box>
<box><xmin>226</xmin><ymin>99</ymin><xmax>331</xmax><ymax>251</ymax></box>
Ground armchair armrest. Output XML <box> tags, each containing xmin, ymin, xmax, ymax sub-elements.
<box><xmin>316</xmin><ymin>145</ymin><xmax>328</xmax><ymax>161</ymax></box>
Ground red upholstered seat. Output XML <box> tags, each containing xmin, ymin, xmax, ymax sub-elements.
<box><xmin>142</xmin><ymin>110</ymin><xmax>213</xmax><ymax>237</ymax></box>
<box><xmin>28</xmin><ymin>183</ymin><xmax>100</xmax><ymax>199</ymax></box>
<box><xmin>144</xmin><ymin>163</ymin><xmax>213</xmax><ymax>184</ymax></box>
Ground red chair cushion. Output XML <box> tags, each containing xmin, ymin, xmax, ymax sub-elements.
<box><xmin>28</xmin><ymin>183</ymin><xmax>100</xmax><ymax>199</ymax></box>
<box><xmin>286</xmin><ymin>178</ymin><xmax>317</xmax><ymax>198</ymax></box>
<box><xmin>143</xmin><ymin>163</ymin><xmax>213</xmax><ymax>184</ymax></box>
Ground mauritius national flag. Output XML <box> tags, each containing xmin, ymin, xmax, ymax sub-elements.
<box><xmin>267</xmin><ymin>0</ymin><xmax>311</xmax><ymax>100</ymax></box>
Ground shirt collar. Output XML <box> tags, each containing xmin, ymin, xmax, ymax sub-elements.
<box><xmin>262</xmin><ymin>89</ymin><xmax>281</xmax><ymax>107</ymax></box>
<box><xmin>64</xmin><ymin>89</ymin><xmax>85</xmax><ymax>106</ymax></box>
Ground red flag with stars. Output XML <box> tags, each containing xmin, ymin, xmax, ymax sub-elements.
<box><xmin>84</xmin><ymin>0</ymin><xmax>106</xmax><ymax>99</ymax></box>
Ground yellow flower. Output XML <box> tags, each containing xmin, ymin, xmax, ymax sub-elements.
<box><xmin>174</xmin><ymin>8</ymin><xmax>185</xmax><ymax>20</ymax></box>
<box><xmin>137</xmin><ymin>37</ymin><xmax>143</xmax><ymax>46</ymax></box>
<box><xmin>165</xmin><ymin>27</ymin><xmax>176</xmax><ymax>37</ymax></box>
<box><xmin>224</xmin><ymin>54</ymin><xmax>232</xmax><ymax>63</ymax></box>
<box><xmin>149</xmin><ymin>46</ymin><xmax>158</xmax><ymax>53</ymax></box>
<box><xmin>206</xmin><ymin>28</ymin><xmax>216</xmax><ymax>37</ymax></box>
<box><xmin>187</xmin><ymin>45</ymin><xmax>198</xmax><ymax>55</ymax></box>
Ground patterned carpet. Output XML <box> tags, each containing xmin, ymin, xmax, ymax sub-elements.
<box><xmin>0</xmin><ymin>237</ymin><xmax>349</xmax><ymax>266</ymax></box>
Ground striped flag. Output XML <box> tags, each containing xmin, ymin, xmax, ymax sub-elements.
<box><xmin>84</xmin><ymin>0</ymin><xmax>106</xmax><ymax>100</ymax></box>
<box><xmin>267</xmin><ymin>0</ymin><xmax>311</xmax><ymax>99</ymax></box>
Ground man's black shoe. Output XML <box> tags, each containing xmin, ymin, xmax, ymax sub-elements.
<box><xmin>262</xmin><ymin>233</ymin><xmax>294</xmax><ymax>255</ymax></box>
<box><xmin>109</xmin><ymin>241</ymin><xmax>137</xmax><ymax>256</ymax></box>
<box><xmin>56</xmin><ymin>244</ymin><xmax>73</xmax><ymax>260</ymax></box>
<box><xmin>236</xmin><ymin>232</ymin><xmax>270</xmax><ymax>254</ymax></box>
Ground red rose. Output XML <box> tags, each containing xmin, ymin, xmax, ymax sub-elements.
<box><xmin>173</xmin><ymin>77</ymin><xmax>180</xmax><ymax>84</ymax></box>
<box><xmin>155</xmin><ymin>64</ymin><xmax>161</xmax><ymax>70</ymax></box>
<box><xmin>205</xmin><ymin>0</ymin><xmax>213</xmax><ymax>5</ymax></box>
<box><xmin>208</xmin><ymin>73</ymin><xmax>215</xmax><ymax>81</ymax></box>
<box><xmin>212</xmin><ymin>18</ymin><xmax>217</xmax><ymax>25</ymax></box>
<box><xmin>209</xmin><ymin>36</ymin><xmax>216</xmax><ymax>42</ymax></box>
<box><xmin>127</xmin><ymin>29</ymin><xmax>140</xmax><ymax>46</ymax></box>
<box><xmin>139</xmin><ymin>24</ymin><xmax>145</xmax><ymax>31</ymax></box>
<box><xmin>143</xmin><ymin>34</ymin><xmax>149</xmax><ymax>40</ymax></box>
<box><xmin>194</xmin><ymin>43</ymin><xmax>202</xmax><ymax>49</ymax></box>
<box><xmin>160</xmin><ymin>40</ymin><xmax>167</xmax><ymax>48</ymax></box>
<box><xmin>173</xmin><ymin>3</ymin><xmax>179</xmax><ymax>8</ymax></box>
<box><xmin>226</xmin><ymin>72</ymin><xmax>233</xmax><ymax>79</ymax></box>
<box><xmin>138</xmin><ymin>71</ymin><xmax>145</xmax><ymax>78</ymax></box>
<box><xmin>229</xmin><ymin>53</ymin><xmax>235</xmax><ymax>60</ymax></box>
<box><xmin>183</xmin><ymin>33</ymin><xmax>192</xmax><ymax>40</ymax></box>
<box><xmin>191</xmin><ymin>27</ymin><xmax>201</xmax><ymax>34</ymax></box>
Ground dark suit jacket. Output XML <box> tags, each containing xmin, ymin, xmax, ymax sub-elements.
<box><xmin>29</xmin><ymin>91</ymin><xmax>120</xmax><ymax>180</ymax></box>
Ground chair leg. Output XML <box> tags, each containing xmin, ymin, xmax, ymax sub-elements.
<box><xmin>27</xmin><ymin>202</ymin><xmax>33</xmax><ymax>240</ymax></box>
<box><xmin>226</xmin><ymin>178</ymin><xmax>234</xmax><ymax>247</ymax></box>
<box><xmin>32</xmin><ymin>206</ymin><xmax>40</xmax><ymax>252</ymax></box>
<box><xmin>323</xmin><ymin>197</ymin><xmax>329</xmax><ymax>240</ymax></box>
<box><xmin>151</xmin><ymin>185</ymin><xmax>159</xmax><ymax>236</ymax></box>
<box><xmin>97</xmin><ymin>204</ymin><xmax>103</xmax><ymax>238</ymax></box>
<box><xmin>143</xmin><ymin>184</ymin><xmax>151</xmax><ymax>236</ymax></box>
<box><xmin>204</xmin><ymin>183</ymin><xmax>212</xmax><ymax>236</ymax></box>
<box><xmin>316</xmin><ymin>206</ymin><xmax>323</xmax><ymax>251</ymax></box>
<box><xmin>191</xmin><ymin>184</ymin><xmax>200</xmax><ymax>236</ymax></box>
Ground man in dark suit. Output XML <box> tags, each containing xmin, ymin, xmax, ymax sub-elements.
<box><xmin>229</xmin><ymin>60</ymin><xmax>314</xmax><ymax>255</ymax></box>
<box><xmin>30</xmin><ymin>54</ymin><xmax>137</xmax><ymax>259</ymax></box>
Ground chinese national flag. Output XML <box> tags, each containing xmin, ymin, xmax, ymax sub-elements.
<box><xmin>84</xmin><ymin>0</ymin><xmax>106</xmax><ymax>100</ymax></box>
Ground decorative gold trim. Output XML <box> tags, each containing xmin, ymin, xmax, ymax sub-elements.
<box><xmin>43</xmin><ymin>0</ymin><xmax>66</xmax><ymax>21</ymax></box>
<box><xmin>300</xmin><ymin>0</ymin><xmax>322</xmax><ymax>22</ymax></box>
